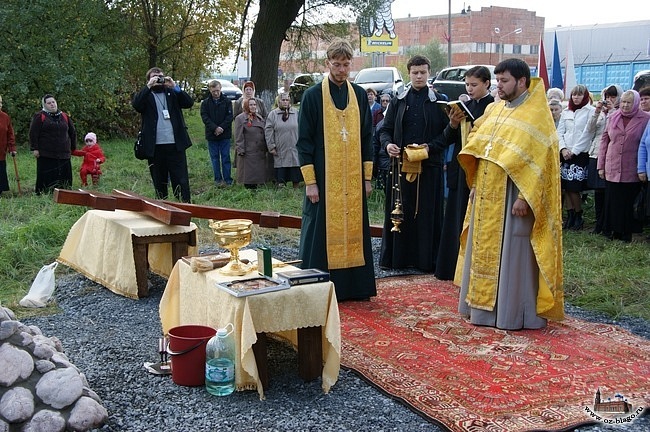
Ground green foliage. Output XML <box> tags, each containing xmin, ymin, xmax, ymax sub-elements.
<box><xmin>0</xmin><ymin>0</ymin><xmax>140</xmax><ymax>142</ymax></box>
<box><xmin>404</xmin><ymin>39</ymin><xmax>447</xmax><ymax>76</ymax></box>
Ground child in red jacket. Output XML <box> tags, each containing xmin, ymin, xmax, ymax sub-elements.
<box><xmin>73</xmin><ymin>132</ymin><xmax>106</xmax><ymax>186</ymax></box>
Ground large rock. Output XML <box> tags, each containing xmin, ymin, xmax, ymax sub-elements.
<box><xmin>0</xmin><ymin>307</ymin><xmax>107</xmax><ymax>430</ymax></box>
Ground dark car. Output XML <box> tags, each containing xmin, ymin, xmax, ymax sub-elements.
<box><xmin>431</xmin><ymin>65</ymin><xmax>495</xmax><ymax>101</ymax></box>
<box><xmin>353</xmin><ymin>67</ymin><xmax>405</xmax><ymax>98</ymax></box>
<box><xmin>199</xmin><ymin>79</ymin><xmax>243</xmax><ymax>102</ymax></box>
<box><xmin>289</xmin><ymin>73</ymin><xmax>324</xmax><ymax>104</ymax></box>
<box><xmin>633</xmin><ymin>70</ymin><xmax>650</xmax><ymax>91</ymax></box>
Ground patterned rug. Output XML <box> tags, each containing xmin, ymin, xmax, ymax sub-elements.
<box><xmin>339</xmin><ymin>275</ymin><xmax>650</xmax><ymax>432</ymax></box>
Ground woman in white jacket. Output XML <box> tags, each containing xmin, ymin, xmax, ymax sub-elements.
<box><xmin>558</xmin><ymin>84</ymin><xmax>596</xmax><ymax>230</ymax></box>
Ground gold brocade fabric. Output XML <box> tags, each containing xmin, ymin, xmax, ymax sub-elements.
<box><xmin>363</xmin><ymin>161</ymin><xmax>374</xmax><ymax>181</ymax></box>
<box><xmin>321</xmin><ymin>81</ymin><xmax>365</xmax><ymax>269</ymax></box>
<box><xmin>456</xmin><ymin>78</ymin><xmax>564</xmax><ymax>321</ymax></box>
<box><xmin>300</xmin><ymin>164</ymin><xmax>316</xmax><ymax>185</ymax></box>
<box><xmin>401</xmin><ymin>145</ymin><xmax>428</xmax><ymax>182</ymax></box>
<box><xmin>159</xmin><ymin>250</ymin><xmax>341</xmax><ymax>400</ymax></box>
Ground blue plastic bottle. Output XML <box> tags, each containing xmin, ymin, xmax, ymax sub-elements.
<box><xmin>205</xmin><ymin>323</ymin><xmax>235</xmax><ymax>396</ymax></box>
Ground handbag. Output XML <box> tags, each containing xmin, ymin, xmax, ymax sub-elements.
<box><xmin>632</xmin><ymin>184</ymin><xmax>646</xmax><ymax>221</ymax></box>
<box><xmin>134</xmin><ymin>131</ymin><xmax>146</xmax><ymax>160</ymax></box>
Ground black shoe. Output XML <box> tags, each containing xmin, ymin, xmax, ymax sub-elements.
<box><xmin>571</xmin><ymin>211</ymin><xmax>584</xmax><ymax>230</ymax></box>
<box><xmin>563</xmin><ymin>210</ymin><xmax>575</xmax><ymax>230</ymax></box>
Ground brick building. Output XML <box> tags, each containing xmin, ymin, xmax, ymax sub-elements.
<box><xmin>279</xmin><ymin>6</ymin><xmax>544</xmax><ymax>76</ymax></box>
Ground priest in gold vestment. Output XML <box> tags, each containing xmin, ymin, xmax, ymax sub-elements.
<box><xmin>296</xmin><ymin>39</ymin><xmax>377</xmax><ymax>301</ymax></box>
<box><xmin>455</xmin><ymin>59</ymin><xmax>564</xmax><ymax>329</ymax></box>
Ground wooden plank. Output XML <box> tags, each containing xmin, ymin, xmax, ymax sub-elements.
<box><xmin>297</xmin><ymin>326</ymin><xmax>323</xmax><ymax>382</ymax></box>
<box><xmin>53</xmin><ymin>189</ymin><xmax>116</xmax><ymax>211</ymax></box>
<box><xmin>110</xmin><ymin>190</ymin><xmax>192</xmax><ymax>226</ymax></box>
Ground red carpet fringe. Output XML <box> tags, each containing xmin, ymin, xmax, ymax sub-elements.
<box><xmin>339</xmin><ymin>275</ymin><xmax>650</xmax><ymax>432</ymax></box>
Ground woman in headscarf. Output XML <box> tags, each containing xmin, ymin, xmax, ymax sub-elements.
<box><xmin>234</xmin><ymin>98</ymin><xmax>270</xmax><ymax>189</ymax></box>
<box><xmin>264</xmin><ymin>92</ymin><xmax>301</xmax><ymax>188</ymax></box>
<box><xmin>580</xmin><ymin>84</ymin><xmax>622</xmax><ymax>234</ymax></box>
<box><xmin>29</xmin><ymin>94</ymin><xmax>77</xmax><ymax>194</ymax></box>
<box><xmin>234</xmin><ymin>81</ymin><xmax>268</xmax><ymax>119</ymax></box>
<box><xmin>558</xmin><ymin>84</ymin><xmax>595</xmax><ymax>230</ymax></box>
<box><xmin>597</xmin><ymin>90</ymin><xmax>650</xmax><ymax>242</ymax></box>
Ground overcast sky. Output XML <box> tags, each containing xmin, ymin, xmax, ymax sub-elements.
<box><xmin>390</xmin><ymin>0</ymin><xmax>643</xmax><ymax>28</ymax></box>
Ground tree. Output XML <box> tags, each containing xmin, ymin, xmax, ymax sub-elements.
<box><xmin>405</xmin><ymin>39</ymin><xmax>447</xmax><ymax>75</ymax></box>
<box><xmin>242</xmin><ymin>0</ymin><xmax>381</xmax><ymax>109</ymax></box>
<box><xmin>0</xmin><ymin>0</ymin><xmax>138</xmax><ymax>141</ymax></box>
<box><xmin>113</xmin><ymin>0</ymin><xmax>246</xmax><ymax>91</ymax></box>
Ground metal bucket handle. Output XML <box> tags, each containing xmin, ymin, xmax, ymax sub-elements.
<box><xmin>166</xmin><ymin>338</ymin><xmax>209</xmax><ymax>357</ymax></box>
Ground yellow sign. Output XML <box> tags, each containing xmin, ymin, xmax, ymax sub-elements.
<box><xmin>361</xmin><ymin>34</ymin><xmax>399</xmax><ymax>53</ymax></box>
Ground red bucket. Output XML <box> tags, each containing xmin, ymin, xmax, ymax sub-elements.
<box><xmin>167</xmin><ymin>325</ymin><xmax>216</xmax><ymax>386</ymax></box>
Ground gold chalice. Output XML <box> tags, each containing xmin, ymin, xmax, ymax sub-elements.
<box><xmin>208</xmin><ymin>219</ymin><xmax>253</xmax><ymax>276</ymax></box>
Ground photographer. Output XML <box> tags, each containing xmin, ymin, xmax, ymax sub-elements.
<box><xmin>132</xmin><ymin>67</ymin><xmax>194</xmax><ymax>202</ymax></box>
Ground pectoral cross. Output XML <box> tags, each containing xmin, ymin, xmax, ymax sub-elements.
<box><xmin>340</xmin><ymin>126</ymin><xmax>349</xmax><ymax>142</ymax></box>
<box><xmin>484</xmin><ymin>142</ymin><xmax>493</xmax><ymax>158</ymax></box>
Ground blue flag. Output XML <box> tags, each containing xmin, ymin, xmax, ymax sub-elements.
<box><xmin>551</xmin><ymin>32</ymin><xmax>563</xmax><ymax>90</ymax></box>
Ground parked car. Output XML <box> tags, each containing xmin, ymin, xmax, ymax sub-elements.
<box><xmin>633</xmin><ymin>70</ymin><xmax>650</xmax><ymax>91</ymax></box>
<box><xmin>289</xmin><ymin>73</ymin><xmax>324</xmax><ymax>104</ymax></box>
<box><xmin>431</xmin><ymin>65</ymin><xmax>496</xmax><ymax>101</ymax></box>
<box><xmin>199</xmin><ymin>79</ymin><xmax>243</xmax><ymax>102</ymax></box>
<box><xmin>353</xmin><ymin>67</ymin><xmax>405</xmax><ymax>98</ymax></box>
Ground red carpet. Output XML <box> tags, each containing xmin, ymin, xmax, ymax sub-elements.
<box><xmin>339</xmin><ymin>275</ymin><xmax>650</xmax><ymax>432</ymax></box>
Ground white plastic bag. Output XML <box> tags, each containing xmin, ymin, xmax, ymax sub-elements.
<box><xmin>19</xmin><ymin>262</ymin><xmax>58</xmax><ymax>308</ymax></box>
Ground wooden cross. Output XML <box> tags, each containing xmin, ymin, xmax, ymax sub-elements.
<box><xmin>54</xmin><ymin>188</ymin><xmax>383</xmax><ymax>236</ymax></box>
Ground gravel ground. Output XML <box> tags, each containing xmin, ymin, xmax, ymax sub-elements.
<box><xmin>23</xmin><ymin>238</ymin><xmax>649</xmax><ymax>432</ymax></box>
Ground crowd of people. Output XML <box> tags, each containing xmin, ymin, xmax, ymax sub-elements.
<box><xmin>3</xmin><ymin>38</ymin><xmax>649</xmax><ymax>332</ymax></box>
<box><xmin>547</xmin><ymin>82</ymin><xmax>650</xmax><ymax>242</ymax></box>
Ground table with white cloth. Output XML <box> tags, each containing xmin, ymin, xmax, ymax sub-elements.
<box><xmin>58</xmin><ymin>210</ymin><xmax>197</xmax><ymax>299</ymax></box>
<box><xmin>159</xmin><ymin>249</ymin><xmax>341</xmax><ymax>400</ymax></box>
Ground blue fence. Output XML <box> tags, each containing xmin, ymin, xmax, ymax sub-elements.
<box><xmin>548</xmin><ymin>61</ymin><xmax>650</xmax><ymax>93</ymax></box>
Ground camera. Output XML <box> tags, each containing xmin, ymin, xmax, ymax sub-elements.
<box><xmin>156</xmin><ymin>76</ymin><xmax>166</xmax><ymax>84</ymax></box>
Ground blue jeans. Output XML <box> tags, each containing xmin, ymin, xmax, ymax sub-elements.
<box><xmin>207</xmin><ymin>138</ymin><xmax>232</xmax><ymax>184</ymax></box>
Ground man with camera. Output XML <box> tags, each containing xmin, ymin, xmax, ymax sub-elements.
<box><xmin>132</xmin><ymin>67</ymin><xmax>194</xmax><ymax>202</ymax></box>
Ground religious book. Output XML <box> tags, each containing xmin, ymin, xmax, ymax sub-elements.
<box><xmin>215</xmin><ymin>276</ymin><xmax>290</xmax><ymax>297</ymax></box>
<box><xmin>275</xmin><ymin>268</ymin><xmax>330</xmax><ymax>286</ymax></box>
<box><xmin>437</xmin><ymin>100</ymin><xmax>475</xmax><ymax>121</ymax></box>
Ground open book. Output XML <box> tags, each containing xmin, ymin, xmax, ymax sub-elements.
<box><xmin>216</xmin><ymin>276</ymin><xmax>290</xmax><ymax>297</ymax></box>
<box><xmin>437</xmin><ymin>99</ymin><xmax>475</xmax><ymax>121</ymax></box>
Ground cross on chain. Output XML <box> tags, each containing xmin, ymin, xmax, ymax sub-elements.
<box><xmin>340</xmin><ymin>126</ymin><xmax>349</xmax><ymax>142</ymax></box>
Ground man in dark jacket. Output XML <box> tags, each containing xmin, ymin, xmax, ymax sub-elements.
<box><xmin>379</xmin><ymin>54</ymin><xmax>450</xmax><ymax>272</ymax></box>
<box><xmin>132</xmin><ymin>67</ymin><xmax>193</xmax><ymax>202</ymax></box>
<box><xmin>200</xmin><ymin>80</ymin><xmax>234</xmax><ymax>186</ymax></box>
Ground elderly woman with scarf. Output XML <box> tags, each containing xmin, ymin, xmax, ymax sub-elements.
<box><xmin>234</xmin><ymin>81</ymin><xmax>268</xmax><ymax>119</ymax></box>
<box><xmin>598</xmin><ymin>90</ymin><xmax>650</xmax><ymax>242</ymax></box>
<box><xmin>264</xmin><ymin>92</ymin><xmax>301</xmax><ymax>187</ymax></box>
<box><xmin>234</xmin><ymin>98</ymin><xmax>271</xmax><ymax>189</ymax></box>
<box><xmin>29</xmin><ymin>94</ymin><xmax>77</xmax><ymax>194</ymax></box>
<box><xmin>558</xmin><ymin>84</ymin><xmax>595</xmax><ymax>230</ymax></box>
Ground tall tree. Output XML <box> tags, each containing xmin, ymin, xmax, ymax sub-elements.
<box><xmin>242</xmin><ymin>0</ymin><xmax>381</xmax><ymax>109</ymax></box>
<box><xmin>0</xmin><ymin>0</ymin><xmax>137</xmax><ymax>140</ymax></box>
<box><xmin>114</xmin><ymin>0</ymin><xmax>246</xmax><ymax>89</ymax></box>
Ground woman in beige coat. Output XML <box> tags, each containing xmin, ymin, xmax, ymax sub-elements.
<box><xmin>264</xmin><ymin>92</ymin><xmax>302</xmax><ymax>187</ymax></box>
